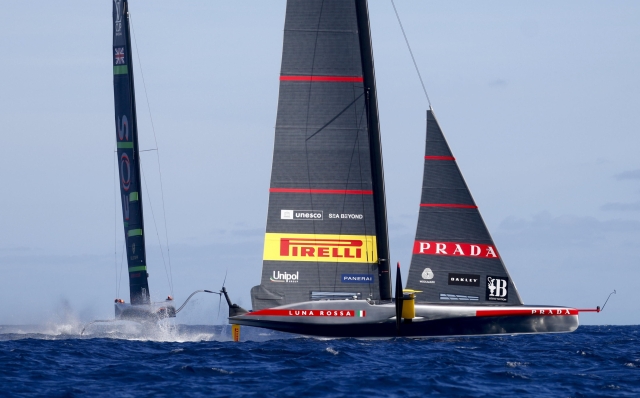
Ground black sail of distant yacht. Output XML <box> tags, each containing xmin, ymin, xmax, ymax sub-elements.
<box><xmin>405</xmin><ymin>110</ymin><xmax>522</xmax><ymax>305</ymax></box>
<box><xmin>251</xmin><ymin>0</ymin><xmax>391</xmax><ymax>310</ymax></box>
<box><xmin>112</xmin><ymin>0</ymin><xmax>150</xmax><ymax>305</ymax></box>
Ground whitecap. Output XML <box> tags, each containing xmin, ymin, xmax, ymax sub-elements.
<box><xmin>326</xmin><ymin>347</ymin><xmax>339</xmax><ymax>355</ymax></box>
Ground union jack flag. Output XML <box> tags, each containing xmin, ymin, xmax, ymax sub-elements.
<box><xmin>115</xmin><ymin>47</ymin><xmax>125</xmax><ymax>65</ymax></box>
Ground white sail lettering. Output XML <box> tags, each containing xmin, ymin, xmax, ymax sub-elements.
<box><xmin>436</xmin><ymin>243</ymin><xmax>447</xmax><ymax>254</ymax></box>
<box><xmin>453</xmin><ymin>244</ymin><xmax>464</xmax><ymax>255</ymax></box>
<box><xmin>470</xmin><ymin>245</ymin><xmax>480</xmax><ymax>256</ymax></box>
<box><xmin>419</xmin><ymin>242</ymin><xmax>431</xmax><ymax>253</ymax></box>
<box><xmin>486</xmin><ymin>247</ymin><xmax>497</xmax><ymax>258</ymax></box>
<box><xmin>495</xmin><ymin>279</ymin><xmax>508</xmax><ymax>297</ymax></box>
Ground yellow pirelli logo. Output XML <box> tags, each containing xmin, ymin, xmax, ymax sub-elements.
<box><xmin>263</xmin><ymin>233</ymin><xmax>378</xmax><ymax>263</ymax></box>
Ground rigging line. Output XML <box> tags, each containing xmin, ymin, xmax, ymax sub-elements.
<box><xmin>390</xmin><ymin>0</ymin><xmax>432</xmax><ymax>109</ymax></box>
<box><xmin>140</xmin><ymin>160</ymin><xmax>173</xmax><ymax>295</ymax></box>
<box><xmin>332</xmin><ymin>91</ymin><xmax>362</xmax><ymax>294</ymax></box>
<box><xmin>114</xmin><ymin>147</ymin><xmax>118</xmax><ymax>299</ymax></box>
<box><xmin>130</xmin><ymin>13</ymin><xmax>174</xmax><ymax>295</ymax></box>
<box><xmin>305</xmin><ymin>92</ymin><xmax>365</xmax><ymax>142</ymax></box>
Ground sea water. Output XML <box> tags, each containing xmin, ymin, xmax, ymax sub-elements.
<box><xmin>0</xmin><ymin>324</ymin><xmax>638</xmax><ymax>397</ymax></box>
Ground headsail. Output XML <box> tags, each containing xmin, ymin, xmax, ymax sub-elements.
<box><xmin>405</xmin><ymin>110</ymin><xmax>523</xmax><ymax>305</ymax></box>
<box><xmin>113</xmin><ymin>0</ymin><xmax>150</xmax><ymax>305</ymax></box>
<box><xmin>251</xmin><ymin>0</ymin><xmax>390</xmax><ymax>310</ymax></box>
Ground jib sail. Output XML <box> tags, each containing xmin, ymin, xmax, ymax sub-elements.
<box><xmin>251</xmin><ymin>0</ymin><xmax>391</xmax><ymax>310</ymax></box>
<box><xmin>405</xmin><ymin>110</ymin><xmax>522</xmax><ymax>305</ymax></box>
<box><xmin>112</xmin><ymin>0</ymin><xmax>150</xmax><ymax>305</ymax></box>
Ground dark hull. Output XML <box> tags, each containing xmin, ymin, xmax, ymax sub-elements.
<box><xmin>231</xmin><ymin>315</ymin><xmax>578</xmax><ymax>338</ymax></box>
<box><xmin>115</xmin><ymin>302</ymin><xmax>176</xmax><ymax>322</ymax></box>
<box><xmin>229</xmin><ymin>301</ymin><xmax>580</xmax><ymax>338</ymax></box>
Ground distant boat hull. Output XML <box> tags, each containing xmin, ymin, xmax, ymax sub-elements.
<box><xmin>115</xmin><ymin>302</ymin><xmax>176</xmax><ymax>322</ymax></box>
<box><xmin>229</xmin><ymin>300</ymin><xmax>579</xmax><ymax>338</ymax></box>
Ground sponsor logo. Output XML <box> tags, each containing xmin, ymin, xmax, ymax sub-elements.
<box><xmin>530</xmin><ymin>309</ymin><xmax>573</xmax><ymax>315</ymax></box>
<box><xmin>263</xmin><ymin>233</ymin><xmax>377</xmax><ymax>263</ymax></box>
<box><xmin>114</xmin><ymin>47</ymin><xmax>125</xmax><ymax>64</ymax></box>
<box><xmin>341</xmin><ymin>274</ymin><xmax>374</xmax><ymax>284</ymax></box>
<box><xmin>248</xmin><ymin>309</ymin><xmax>366</xmax><ymax>317</ymax></box>
<box><xmin>420</xmin><ymin>268</ymin><xmax>435</xmax><ymax>284</ymax></box>
<box><xmin>413</xmin><ymin>241</ymin><xmax>499</xmax><ymax>258</ymax></box>
<box><xmin>448</xmin><ymin>273</ymin><xmax>480</xmax><ymax>286</ymax></box>
<box><xmin>270</xmin><ymin>271</ymin><xmax>299</xmax><ymax>283</ymax></box>
<box><xmin>281</xmin><ymin>210</ymin><xmax>323</xmax><ymax>220</ymax></box>
<box><xmin>440</xmin><ymin>293</ymin><xmax>479</xmax><ymax>301</ymax></box>
<box><xmin>476</xmin><ymin>308</ymin><xmax>577</xmax><ymax>317</ymax></box>
<box><xmin>486</xmin><ymin>276</ymin><xmax>509</xmax><ymax>302</ymax></box>
<box><xmin>329</xmin><ymin>213</ymin><xmax>363</xmax><ymax>220</ymax></box>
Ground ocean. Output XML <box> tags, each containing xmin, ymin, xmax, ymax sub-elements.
<box><xmin>0</xmin><ymin>324</ymin><xmax>638</xmax><ymax>397</ymax></box>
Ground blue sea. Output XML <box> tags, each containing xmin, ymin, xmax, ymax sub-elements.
<box><xmin>0</xmin><ymin>324</ymin><xmax>638</xmax><ymax>397</ymax></box>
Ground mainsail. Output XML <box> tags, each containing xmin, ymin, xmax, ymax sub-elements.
<box><xmin>405</xmin><ymin>110</ymin><xmax>523</xmax><ymax>305</ymax></box>
<box><xmin>251</xmin><ymin>0</ymin><xmax>391</xmax><ymax>310</ymax></box>
<box><xmin>112</xmin><ymin>0</ymin><xmax>150</xmax><ymax>305</ymax></box>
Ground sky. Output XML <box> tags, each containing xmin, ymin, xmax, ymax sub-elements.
<box><xmin>0</xmin><ymin>1</ymin><xmax>638</xmax><ymax>326</ymax></box>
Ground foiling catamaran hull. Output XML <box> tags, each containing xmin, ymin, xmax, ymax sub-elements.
<box><xmin>229</xmin><ymin>301</ymin><xmax>579</xmax><ymax>338</ymax></box>
<box><xmin>115</xmin><ymin>302</ymin><xmax>176</xmax><ymax>322</ymax></box>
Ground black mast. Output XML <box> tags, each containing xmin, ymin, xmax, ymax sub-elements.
<box><xmin>355</xmin><ymin>0</ymin><xmax>391</xmax><ymax>301</ymax></box>
<box><xmin>113</xmin><ymin>0</ymin><xmax>150</xmax><ymax>305</ymax></box>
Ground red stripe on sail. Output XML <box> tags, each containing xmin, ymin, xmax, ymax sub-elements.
<box><xmin>280</xmin><ymin>75</ymin><xmax>364</xmax><ymax>82</ymax></box>
<box><xmin>420</xmin><ymin>204</ymin><xmax>477</xmax><ymax>209</ymax></box>
<box><xmin>425</xmin><ymin>156</ymin><xmax>455</xmax><ymax>160</ymax></box>
<box><xmin>270</xmin><ymin>188</ymin><xmax>373</xmax><ymax>195</ymax></box>
<box><xmin>413</xmin><ymin>241</ymin><xmax>499</xmax><ymax>258</ymax></box>
<box><xmin>476</xmin><ymin>309</ymin><xmax>578</xmax><ymax>317</ymax></box>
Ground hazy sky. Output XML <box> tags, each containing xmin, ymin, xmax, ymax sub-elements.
<box><xmin>0</xmin><ymin>1</ymin><xmax>638</xmax><ymax>326</ymax></box>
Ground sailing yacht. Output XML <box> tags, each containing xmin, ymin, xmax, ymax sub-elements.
<box><xmin>223</xmin><ymin>0</ymin><xmax>597</xmax><ymax>337</ymax></box>
<box><xmin>111</xmin><ymin>0</ymin><xmax>176</xmax><ymax>320</ymax></box>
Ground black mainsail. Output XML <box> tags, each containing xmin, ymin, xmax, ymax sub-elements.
<box><xmin>251</xmin><ymin>0</ymin><xmax>391</xmax><ymax>310</ymax></box>
<box><xmin>405</xmin><ymin>110</ymin><xmax>523</xmax><ymax>305</ymax></box>
<box><xmin>112</xmin><ymin>0</ymin><xmax>150</xmax><ymax>305</ymax></box>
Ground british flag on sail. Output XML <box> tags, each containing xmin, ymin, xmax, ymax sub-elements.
<box><xmin>115</xmin><ymin>47</ymin><xmax>125</xmax><ymax>65</ymax></box>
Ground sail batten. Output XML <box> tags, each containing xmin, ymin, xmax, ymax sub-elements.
<box><xmin>406</xmin><ymin>110</ymin><xmax>522</xmax><ymax>305</ymax></box>
<box><xmin>251</xmin><ymin>0</ymin><xmax>389</xmax><ymax>310</ymax></box>
<box><xmin>113</xmin><ymin>0</ymin><xmax>150</xmax><ymax>305</ymax></box>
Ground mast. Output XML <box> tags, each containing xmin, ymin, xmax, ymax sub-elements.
<box><xmin>113</xmin><ymin>0</ymin><xmax>150</xmax><ymax>305</ymax></box>
<box><xmin>355</xmin><ymin>0</ymin><xmax>391</xmax><ymax>301</ymax></box>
